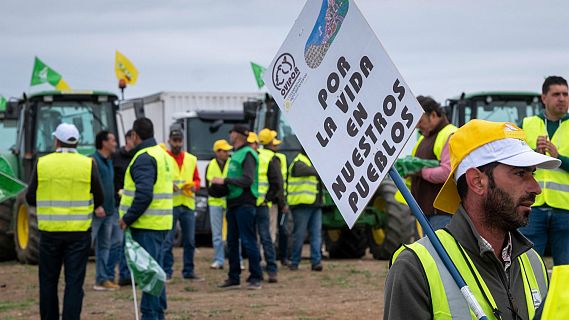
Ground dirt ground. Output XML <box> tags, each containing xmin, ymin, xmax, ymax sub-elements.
<box><xmin>0</xmin><ymin>245</ymin><xmax>389</xmax><ymax>319</ymax></box>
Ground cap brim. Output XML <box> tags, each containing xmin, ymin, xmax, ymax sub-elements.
<box><xmin>433</xmin><ymin>167</ymin><xmax>461</xmax><ymax>214</ymax></box>
<box><xmin>219</xmin><ymin>145</ymin><xmax>232</xmax><ymax>151</ymax></box>
<box><xmin>273</xmin><ymin>139</ymin><xmax>282</xmax><ymax>145</ymax></box>
<box><xmin>498</xmin><ymin>150</ymin><xmax>561</xmax><ymax>170</ymax></box>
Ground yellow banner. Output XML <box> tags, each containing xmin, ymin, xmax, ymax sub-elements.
<box><xmin>115</xmin><ymin>50</ymin><xmax>139</xmax><ymax>85</ymax></box>
<box><xmin>55</xmin><ymin>79</ymin><xmax>71</xmax><ymax>91</ymax></box>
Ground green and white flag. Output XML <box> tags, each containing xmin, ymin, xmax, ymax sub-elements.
<box><xmin>250</xmin><ymin>62</ymin><xmax>266</xmax><ymax>89</ymax></box>
<box><xmin>124</xmin><ymin>228</ymin><xmax>166</xmax><ymax>297</ymax></box>
<box><xmin>30</xmin><ymin>57</ymin><xmax>71</xmax><ymax>90</ymax></box>
<box><xmin>0</xmin><ymin>96</ymin><xmax>6</xmax><ymax>112</ymax></box>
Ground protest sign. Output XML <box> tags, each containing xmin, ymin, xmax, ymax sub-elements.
<box><xmin>263</xmin><ymin>0</ymin><xmax>424</xmax><ymax>228</ymax></box>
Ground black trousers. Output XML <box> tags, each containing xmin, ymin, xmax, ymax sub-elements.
<box><xmin>39</xmin><ymin>232</ymin><xmax>90</xmax><ymax>320</ymax></box>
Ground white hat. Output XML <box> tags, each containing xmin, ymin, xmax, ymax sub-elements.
<box><xmin>52</xmin><ymin>123</ymin><xmax>80</xmax><ymax>144</ymax></box>
<box><xmin>455</xmin><ymin>138</ymin><xmax>560</xmax><ymax>181</ymax></box>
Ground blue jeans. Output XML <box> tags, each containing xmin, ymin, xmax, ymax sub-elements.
<box><xmin>39</xmin><ymin>232</ymin><xmax>90</xmax><ymax>320</ymax></box>
<box><xmin>519</xmin><ymin>206</ymin><xmax>569</xmax><ymax>265</ymax></box>
<box><xmin>118</xmin><ymin>232</ymin><xmax>131</xmax><ymax>282</ymax></box>
<box><xmin>209</xmin><ymin>205</ymin><xmax>225</xmax><ymax>265</ymax></box>
<box><xmin>428</xmin><ymin>213</ymin><xmax>453</xmax><ymax>231</ymax></box>
<box><xmin>291</xmin><ymin>207</ymin><xmax>322</xmax><ymax>267</ymax></box>
<box><xmin>227</xmin><ymin>205</ymin><xmax>262</xmax><ymax>283</ymax></box>
<box><xmin>256</xmin><ymin>206</ymin><xmax>278</xmax><ymax>273</ymax></box>
<box><xmin>106</xmin><ymin>211</ymin><xmax>124</xmax><ymax>281</ymax></box>
<box><xmin>91</xmin><ymin>214</ymin><xmax>113</xmax><ymax>284</ymax></box>
<box><xmin>162</xmin><ymin>205</ymin><xmax>196</xmax><ymax>278</ymax></box>
<box><xmin>131</xmin><ymin>228</ymin><xmax>168</xmax><ymax>320</ymax></box>
<box><xmin>277</xmin><ymin>209</ymin><xmax>290</xmax><ymax>261</ymax></box>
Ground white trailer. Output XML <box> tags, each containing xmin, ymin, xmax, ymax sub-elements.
<box><xmin>118</xmin><ymin>91</ymin><xmax>264</xmax><ymax>145</ymax></box>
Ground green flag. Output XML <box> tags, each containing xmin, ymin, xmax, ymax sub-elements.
<box><xmin>250</xmin><ymin>62</ymin><xmax>266</xmax><ymax>89</ymax></box>
<box><xmin>124</xmin><ymin>229</ymin><xmax>166</xmax><ymax>296</ymax></box>
<box><xmin>0</xmin><ymin>96</ymin><xmax>6</xmax><ymax>112</ymax></box>
<box><xmin>30</xmin><ymin>57</ymin><xmax>63</xmax><ymax>87</ymax></box>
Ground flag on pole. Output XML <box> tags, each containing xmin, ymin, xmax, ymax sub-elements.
<box><xmin>124</xmin><ymin>228</ymin><xmax>166</xmax><ymax>296</ymax></box>
<box><xmin>0</xmin><ymin>96</ymin><xmax>6</xmax><ymax>112</ymax></box>
<box><xmin>30</xmin><ymin>57</ymin><xmax>71</xmax><ymax>90</ymax></box>
<box><xmin>115</xmin><ymin>50</ymin><xmax>139</xmax><ymax>85</ymax></box>
<box><xmin>250</xmin><ymin>62</ymin><xmax>266</xmax><ymax>89</ymax></box>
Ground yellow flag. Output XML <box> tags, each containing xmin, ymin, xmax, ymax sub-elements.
<box><xmin>55</xmin><ymin>79</ymin><xmax>71</xmax><ymax>91</ymax></box>
<box><xmin>115</xmin><ymin>50</ymin><xmax>139</xmax><ymax>85</ymax></box>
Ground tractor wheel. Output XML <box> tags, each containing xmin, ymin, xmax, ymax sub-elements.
<box><xmin>324</xmin><ymin>226</ymin><xmax>368</xmax><ymax>259</ymax></box>
<box><xmin>14</xmin><ymin>195</ymin><xmax>39</xmax><ymax>264</ymax></box>
<box><xmin>0</xmin><ymin>200</ymin><xmax>16</xmax><ymax>261</ymax></box>
<box><xmin>369</xmin><ymin>178</ymin><xmax>415</xmax><ymax>260</ymax></box>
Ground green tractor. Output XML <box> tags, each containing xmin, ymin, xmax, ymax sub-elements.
<box><xmin>244</xmin><ymin>95</ymin><xmax>416</xmax><ymax>260</ymax></box>
<box><xmin>0</xmin><ymin>90</ymin><xmax>120</xmax><ymax>263</ymax></box>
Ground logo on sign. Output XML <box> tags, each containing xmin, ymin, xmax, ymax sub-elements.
<box><xmin>272</xmin><ymin>53</ymin><xmax>301</xmax><ymax>99</ymax></box>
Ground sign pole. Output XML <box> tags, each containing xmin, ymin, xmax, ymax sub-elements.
<box><xmin>388</xmin><ymin>167</ymin><xmax>488</xmax><ymax>320</ymax></box>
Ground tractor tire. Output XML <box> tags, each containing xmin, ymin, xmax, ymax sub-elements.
<box><xmin>369</xmin><ymin>178</ymin><xmax>415</xmax><ymax>260</ymax></box>
<box><xmin>0</xmin><ymin>200</ymin><xmax>16</xmax><ymax>261</ymax></box>
<box><xmin>14</xmin><ymin>194</ymin><xmax>39</xmax><ymax>264</ymax></box>
<box><xmin>324</xmin><ymin>226</ymin><xmax>368</xmax><ymax>259</ymax></box>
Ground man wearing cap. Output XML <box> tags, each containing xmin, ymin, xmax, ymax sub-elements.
<box><xmin>118</xmin><ymin>118</ymin><xmax>173</xmax><ymax>320</ymax></box>
<box><xmin>26</xmin><ymin>123</ymin><xmax>105</xmax><ymax>320</ymax></box>
<box><xmin>259</xmin><ymin>129</ymin><xmax>290</xmax><ymax>266</ymax></box>
<box><xmin>205</xmin><ymin>139</ymin><xmax>232</xmax><ymax>269</ymax></box>
<box><xmin>255</xmin><ymin>129</ymin><xmax>287</xmax><ymax>283</ymax></box>
<box><xmin>211</xmin><ymin>124</ymin><xmax>263</xmax><ymax>290</ymax></box>
<box><xmin>519</xmin><ymin>75</ymin><xmax>569</xmax><ymax>266</ymax></box>
<box><xmin>162</xmin><ymin>128</ymin><xmax>202</xmax><ymax>281</ymax></box>
<box><xmin>385</xmin><ymin>120</ymin><xmax>556</xmax><ymax>320</ymax></box>
<box><xmin>411</xmin><ymin>96</ymin><xmax>457</xmax><ymax>229</ymax></box>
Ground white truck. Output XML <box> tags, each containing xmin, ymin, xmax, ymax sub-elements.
<box><xmin>118</xmin><ymin>91</ymin><xmax>264</xmax><ymax>241</ymax></box>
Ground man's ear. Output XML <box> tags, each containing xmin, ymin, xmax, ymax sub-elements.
<box><xmin>465</xmin><ymin>168</ymin><xmax>486</xmax><ymax>196</ymax></box>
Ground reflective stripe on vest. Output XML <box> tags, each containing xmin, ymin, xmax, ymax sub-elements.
<box><xmin>171</xmin><ymin>152</ymin><xmax>197</xmax><ymax>209</ymax></box>
<box><xmin>206</xmin><ymin>158</ymin><xmax>229</xmax><ymax>208</ymax></box>
<box><xmin>287</xmin><ymin>153</ymin><xmax>318</xmax><ymax>205</ymax></box>
<box><xmin>522</xmin><ymin>116</ymin><xmax>569</xmax><ymax>209</ymax></box>
<box><xmin>257</xmin><ymin>149</ymin><xmax>275</xmax><ymax>207</ymax></box>
<box><xmin>37</xmin><ymin>152</ymin><xmax>94</xmax><ymax>232</ymax></box>
<box><xmin>119</xmin><ymin>145</ymin><xmax>173</xmax><ymax>230</ymax></box>
<box><xmin>391</xmin><ymin>229</ymin><xmax>548</xmax><ymax>319</ymax></box>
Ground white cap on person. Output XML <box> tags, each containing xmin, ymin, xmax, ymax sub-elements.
<box><xmin>52</xmin><ymin>123</ymin><xmax>80</xmax><ymax>144</ymax></box>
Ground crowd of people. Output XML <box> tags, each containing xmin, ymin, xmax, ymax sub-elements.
<box><xmin>25</xmin><ymin>75</ymin><xmax>569</xmax><ymax>319</ymax></box>
<box><xmin>27</xmin><ymin>117</ymin><xmax>324</xmax><ymax>319</ymax></box>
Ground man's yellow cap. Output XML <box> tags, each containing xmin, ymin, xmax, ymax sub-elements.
<box><xmin>247</xmin><ymin>132</ymin><xmax>259</xmax><ymax>144</ymax></box>
<box><xmin>212</xmin><ymin>139</ymin><xmax>232</xmax><ymax>152</ymax></box>
<box><xmin>434</xmin><ymin>120</ymin><xmax>528</xmax><ymax>214</ymax></box>
<box><xmin>258</xmin><ymin>128</ymin><xmax>281</xmax><ymax>145</ymax></box>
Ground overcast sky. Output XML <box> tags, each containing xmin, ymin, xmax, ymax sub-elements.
<box><xmin>1</xmin><ymin>0</ymin><xmax>568</xmax><ymax>103</ymax></box>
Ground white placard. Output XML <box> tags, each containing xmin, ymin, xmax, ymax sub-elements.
<box><xmin>263</xmin><ymin>0</ymin><xmax>423</xmax><ymax>228</ymax></box>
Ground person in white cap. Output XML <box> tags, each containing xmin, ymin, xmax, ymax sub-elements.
<box><xmin>385</xmin><ymin>120</ymin><xmax>560</xmax><ymax>320</ymax></box>
<box><xmin>26</xmin><ymin>122</ymin><xmax>105</xmax><ymax>320</ymax></box>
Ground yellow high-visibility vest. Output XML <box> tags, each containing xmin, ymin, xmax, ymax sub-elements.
<box><xmin>522</xmin><ymin>116</ymin><xmax>569</xmax><ymax>210</ymax></box>
<box><xmin>257</xmin><ymin>149</ymin><xmax>275</xmax><ymax>207</ymax></box>
<box><xmin>275</xmin><ymin>152</ymin><xmax>287</xmax><ymax>193</ymax></box>
<box><xmin>392</xmin><ymin>230</ymin><xmax>548</xmax><ymax>319</ymax></box>
<box><xmin>287</xmin><ymin>153</ymin><xmax>318</xmax><ymax>206</ymax></box>
<box><xmin>171</xmin><ymin>152</ymin><xmax>197</xmax><ymax>210</ymax></box>
<box><xmin>37</xmin><ymin>151</ymin><xmax>94</xmax><ymax>232</ymax></box>
<box><xmin>119</xmin><ymin>145</ymin><xmax>173</xmax><ymax>230</ymax></box>
<box><xmin>206</xmin><ymin>158</ymin><xmax>229</xmax><ymax>208</ymax></box>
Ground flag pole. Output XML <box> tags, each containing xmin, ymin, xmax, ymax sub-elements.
<box><xmin>119</xmin><ymin>79</ymin><xmax>127</xmax><ymax>101</ymax></box>
<box><xmin>388</xmin><ymin>167</ymin><xmax>488</xmax><ymax>320</ymax></box>
<box><xmin>128</xmin><ymin>258</ymin><xmax>139</xmax><ymax>320</ymax></box>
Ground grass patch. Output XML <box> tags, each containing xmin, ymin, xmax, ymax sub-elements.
<box><xmin>184</xmin><ymin>286</ymin><xmax>197</xmax><ymax>292</ymax></box>
<box><xmin>0</xmin><ymin>299</ymin><xmax>35</xmax><ymax>312</ymax></box>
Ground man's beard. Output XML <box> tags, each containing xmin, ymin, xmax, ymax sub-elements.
<box><xmin>482</xmin><ymin>183</ymin><xmax>535</xmax><ymax>231</ymax></box>
<box><xmin>171</xmin><ymin>146</ymin><xmax>182</xmax><ymax>155</ymax></box>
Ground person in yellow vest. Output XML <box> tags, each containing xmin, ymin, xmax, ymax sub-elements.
<box><xmin>118</xmin><ymin>118</ymin><xmax>173</xmax><ymax>320</ymax></box>
<box><xmin>25</xmin><ymin>123</ymin><xmax>105</xmax><ymax>320</ymax></box>
<box><xmin>256</xmin><ymin>129</ymin><xmax>287</xmax><ymax>283</ymax></box>
<box><xmin>519</xmin><ymin>76</ymin><xmax>569</xmax><ymax>266</ymax></box>
<box><xmin>385</xmin><ymin>120</ymin><xmax>559</xmax><ymax>319</ymax></box>
<box><xmin>206</xmin><ymin>139</ymin><xmax>233</xmax><ymax>269</ymax></box>
<box><xmin>211</xmin><ymin>124</ymin><xmax>262</xmax><ymax>290</ymax></box>
<box><xmin>412</xmin><ymin>96</ymin><xmax>457</xmax><ymax>230</ymax></box>
<box><xmin>161</xmin><ymin>129</ymin><xmax>202</xmax><ymax>281</ymax></box>
<box><xmin>288</xmin><ymin>148</ymin><xmax>323</xmax><ymax>272</ymax></box>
